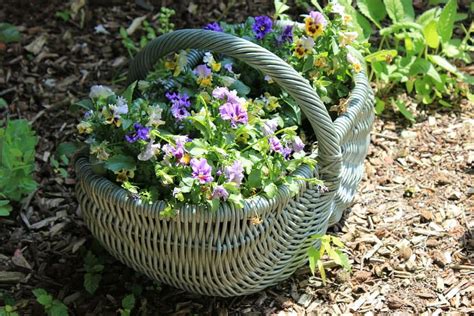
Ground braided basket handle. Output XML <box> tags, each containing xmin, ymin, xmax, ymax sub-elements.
<box><xmin>128</xmin><ymin>29</ymin><xmax>342</xmax><ymax>187</ymax></box>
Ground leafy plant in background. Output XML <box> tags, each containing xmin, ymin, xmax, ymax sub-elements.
<box><xmin>83</xmin><ymin>251</ymin><xmax>104</xmax><ymax>295</ymax></box>
<box><xmin>32</xmin><ymin>289</ymin><xmax>68</xmax><ymax>316</ymax></box>
<box><xmin>346</xmin><ymin>0</ymin><xmax>473</xmax><ymax>120</ymax></box>
<box><xmin>0</xmin><ymin>23</ymin><xmax>21</xmax><ymax>44</ymax></box>
<box><xmin>55</xmin><ymin>10</ymin><xmax>72</xmax><ymax>22</ymax></box>
<box><xmin>0</xmin><ymin>293</ymin><xmax>19</xmax><ymax>316</ymax></box>
<box><xmin>0</xmin><ymin>120</ymin><xmax>37</xmax><ymax>216</ymax></box>
<box><xmin>307</xmin><ymin>234</ymin><xmax>351</xmax><ymax>285</ymax></box>
<box><xmin>120</xmin><ymin>7</ymin><xmax>176</xmax><ymax>57</ymax></box>
<box><xmin>118</xmin><ymin>294</ymin><xmax>136</xmax><ymax>316</ymax></box>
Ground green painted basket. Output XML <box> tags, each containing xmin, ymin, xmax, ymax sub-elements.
<box><xmin>75</xmin><ymin>29</ymin><xmax>374</xmax><ymax>296</ymax></box>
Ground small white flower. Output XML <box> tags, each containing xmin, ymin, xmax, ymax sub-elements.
<box><xmin>332</xmin><ymin>2</ymin><xmax>345</xmax><ymax>16</ymax></box>
<box><xmin>301</xmin><ymin>36</ymin><xmax>315</xmax><ymax>50</ymax></box>
<box><xmin>264</xmin><ymin>75</ymin><xmax>274</xmax><ymax>83</ymax></box>
<box><xmin>147</xmin><ymin>106</ymin><xmax>165</xmax><ymax>127</ymax></box>
<box><xmin>339</xmin><ymin>31</ymin><xmax>358</xmax><ymax>47</ymax></box>
<box><xmin>203</xmin><ymin>52</ymin><xmax>214</xmax><ymax>65</ymax></box>
<box><xmin>138</xmin><ymin>141</ymin><xmax>161</xmax><ymax>161</ymax></box>
<box><xmin>89</xmin><ymin>85</ymin><xmax>114</xmax><ymax>99</ymax></box>
<box><xmin>115</xmin><ymin>96</ymin><xmax>128</xmax><ymax>115</ymax></box>
<box><xmin>95</xmin><ymin>24</ymin><xmax>109</xmax><ymax>34</ymax></box>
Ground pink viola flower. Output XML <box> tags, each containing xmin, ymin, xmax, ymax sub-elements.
<box><xmin>219</xmin><ymin>102</ymin><xmax>248</xmax><ymax>128</ymax></box>
<box><xmin>224</xmin><ymin>160</ymin><xmax>244</xmax><ymax>186</ymax></box>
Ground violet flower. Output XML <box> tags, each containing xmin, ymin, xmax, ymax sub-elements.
<box><xmin>276</xmin><ymin>25</ymin><xmax>293</xmax><ymax>45</ymax></box>
<box><xmin>292</xmin><ymin>136</ymin><xmax>305</xmax><ymax>152</ymax></box>
<box><xmin>252</xmin><ymin>16</ymin><xmax>273</xmax><ymax>40</ymax></box>
<box><xmin>191</xmin><ymin>158</ymin><xmax>214</xmax><ymax>184</ymax></box>
<box><xmin>125</xmin><ymin>123</ymin><xmax>150</xmax><ymax>143</ymax></box>
<box><xmin>204</xmin><ymin>22</ymin><xmax>223</xmax><ymax>32</ymax></box>
<box><xmin>212</xmin><ymin>185</ymin><xmax>229</xmax><ymax>200</ymax></box>
<box><xmin>219</xmin><ymin>102</ymin><xmax>248</xmax><ymax>127</ymax></box>
<box><xmin>166</xmin><ymin>91</ymin><xmax>191</xmax><ymax>121</ymax></box>
<box><xmin>262</xmin><ymin>118</ymin><xmax>279</xmax><ymax>136</ymax></box>
<box><xmin>224</xmin><ymin>160</ymin><xmax>244</xmax><ymax>186</ymax></box>
<box><xmin>269</xmin><ymin>137</ymin><xmax>283</xmax><ymax>153</ymax></box>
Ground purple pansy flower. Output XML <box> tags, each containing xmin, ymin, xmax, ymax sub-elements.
<box><xmin>204</xmin><ymin>22</ymin><xmax>223</xmax><ymax>32</ymax></box>
<box><xmin>163</xmin><ymin>136</ymin><xmax>190</xmax><ymax>165</ymax></box>
<box><xmin>166</xmin><ymin>91</ymin><xmax>191</xmax><ymax>121</ymax></box>
<box><xmin>282</xmin><ymin>146</ymin><xmax>293</xmax><ymax>159</ymax></box>
<box><xmin>276</xmin><ymin>25</ymin><xmax>293</xmax><ymax>45</ymax></box>
<box><xmin>269</xmin><ymin>137</ymin><xmax>283</xmax><ymax>153</ymax></box>
<box><xmin>219</xmin><ymin>102</ymin><xmax>248</xmax><ymax>127</ymax></box>
<box><xmin>212</xmin><ymin>185</ymin><xmax>229</xmax><ymax>200</ymax></box>
<box><xmin>191</xmin><ymin>158</ymin><xmax>214</xmax><ymax>184</ymax></box>
<box><xmin>292</xmin><ymin>136</ymin><xmax>305</xmax><ymax>152</ymax></box>
<box><xmin>224</xmin><ymin>160</ymin><xmax>244</xmax><ymax>186</ymax></box>
<box><xmin>262</xmin><ymin>118</ymin><xmax>279</xmax><ymax>136</ymax></box>
<box><xmin>224</xmin><ymin>63</ymin><xmax>233</xmax><ymax>73</ymax></box>
<box><xmin>125</xmin><ymin>123</ymin><xmax>150</xmax><ymax>143</ymax></box>
<box><xmin>253</xmin><ymin>16</ymin><xmax>273</xmax><ymax>40</ymax></box>
<box><xmin>194</xmin><ymin>64</ymin><xmax>212</xmax><ymax>78</ymax></box>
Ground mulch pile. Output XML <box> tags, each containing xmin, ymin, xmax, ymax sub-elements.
<box><xmin>0</xmin><ymin>1</ymin><xmax>472</xmax><ymax>314</ymax></box>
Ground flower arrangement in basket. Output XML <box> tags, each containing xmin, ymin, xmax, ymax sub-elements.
<box><xmin>74</xmin><ymin>1</ymin><xmax>374</xmax><ymax>296</ymax></box>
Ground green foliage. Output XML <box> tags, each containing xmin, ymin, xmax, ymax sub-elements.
<box><xmin>0</xmin><ymin>305</ymin><xmax>19</xmax><ymax>316</ymax></box>
<box><xmin>118</xmin><ymin>294</ymin><xmax>136</xmax><ymax>316</ymax></box>
<box><xmin>55</xmin><ymin>10</ymin><xmax>71</xmax><ymax>22</ymax></box>
<box><xmin>0</xmin><ymin>23</ymin><xmax>21</xmax><ymax>43</ymax></box>
<box><xmin>83</xmin><ymin>251</ymin><xmax>104</xmax><ymax>295</ymax></box>
<box><xmin>360</xmin><ymin>0</ymin><xmax>472</xmax><ymax>119</ymax></box>
<box><xmin>0</xmin><ymin>98</ymin><xmax>7</xmax><ymax>108</ymax></box>
<box><xmin>0</xmin><ymin>120</ymin><xmax>37</xmax><ymax>216</ymax></box>
<box><xmin>32</xmin><ymin>289</ymin><xmax>68</xmax><ymax>316</ymax></box>
<box><xmin>307</xmin><ymin>234</ymin><xmax>351</xmax><ymax>285</ymax></box>
<box><xmin>120</xmin><ymin>8</ymin><xmax>175</xmax><ymax>57</ymax></box>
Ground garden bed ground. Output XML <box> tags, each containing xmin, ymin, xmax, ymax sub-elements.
<box><xmin>1</xmin><ymin>1</ymin><xmax>473</xmax><ymax>315</ymax></box>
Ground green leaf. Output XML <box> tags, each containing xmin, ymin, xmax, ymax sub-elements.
<box><xmin>207</xmin><ymin>199</ymin><xmax>220</xmax><ymax>212</ymax></box>
<box><xmin>379</xmin><ymin>21</ymin><xmax>422</xmax><ymax>36</ymax></box>
<box><xmin>71</xmin><ymin>99</ymin><xmax>94</xmax><ymax>112</ymax></box>
<box><xmin>247</xmin><ymin>168</ymin><xmax>262</xmax><ymax>188</ymax></box>
<box><xmin>365</xmin><ymin>50</ymin><xmax>397</xmax><ymax>63</ymax></box>
<box><xmin>400</xmin><ymin>0</ymin><xmax>415</xmax><ymax>20</ymax></box>
<box><xmin>0</xmin><ymin>98</ymin><xmax>7</xmax><ymax>108</ymax></box>
<box><xmin>56</xmin><ymin>142</ymin><xmax>80</xmax><ymax>158</ymax></box>
<box><xmin>409</xmin><ymin>58</ymin><xmax>442</xmax><ymax>83</ymax></box>
<box><xmin>84</xmin><ymin>273</ymin><xmax>101</xmax><ymax>294</ymax></box>
<box><xmin>263</xmin><ymin>183</ymin><xmax>278</xmax><ymax>199</ymax></box>
<box><xmin>383</xmin><ymin>0</ymin><xmax>405</xmax><ymax>23</ymax></box>
<box><xmin>423</xmin><ymin>20</ymin><xmax>439</xmax><ymax>49</ymax></box>
<box><xmin>121</xmin><ymin>294</ymin><xmax>136</xmax><ymax>310</ymax></box>
<box><xmin>0</xmin><ymin>23</ymin><xmax>21</xmax><ymax>43</ymax></box>
<box><xmin>121</xmin><ymin>81</ymin><xmax>137</xmax><ymax>105</ymax></box>
<box><xmin>303</xmin><ymin>55</ymin><xmax>314</xmax><ymax>73</ymax></box>
<box><xmin>228</xmin><ymin>193</ymin><xmax>244</xmax><ymax>209</ymax></box>
<box><xmin>428</xmin><ymin>54</ymin><xmax>458</xmax><ymax>75</ymax></box>
<box><xmin>33</xmin><ymin>288</ymin><xmax>53</xmax><ymax>307</ymax></box>
<box><xmin>416</xmin><ymin>7</ymin><xmax>438</xmax><ymax>26</ymax></box>
<box><xmin>437</xmin><ymin>0</ymin><xmax>457</xmax><ymax>44</ymax></box>
<box><xmin>334</xmin><ymin>249</ymin><xmax>351</xmax><ymax>271</ymax></box>
<box><xmin>374</xmin><ymin>98</ymin><xmax>385</xmax><ymax>115</ymax></box>
<box><xmin>274</xmin><ymin>0</ymin><xmax>290</xmax><ymax>19</ymax></box>
<box><xmin>355</xmin><ymin>12</ymin><xmax>373</xmax><ymax>39</ymax></box>
<box><xmin>317</xmin><ymin>259</ymin><xmax>327</xmax><ymax>285</ymax></box>
<box><xmin>104</xmin><ymin>155</ymin><xmax>136</xmax><ymax>172</ymax></box>
<box><xmin>331</xmin><ymin>236</ymin><xmax>345</xmax><ymax>248</ymax></box>
<box><xmin>229</xmin><ymin>80</ymin><xmax>250</xmax><ymax>96</ymax></box>
<box><xmin>307</xmin><ymin>247</ymin><xmax>319</xmax><ymax>275</ymax></box>
<box><xmin>0</xmin><ymin>200</ymin><xmax>12</xmax><ymax>216</ymax></box>
<box><xmin>50</xmin><ymin>301</ymin><xmax>69</xmax><ymax>316</ymax></box>
<box><xmin>392</xmin><ymin>98</ymin><xmax>415</xmax><ymax>122</ymax></box>
<box><xmin>356</xmin><ymin>0</ymin><xmax>386</xmax><ymax>28</ymax></box>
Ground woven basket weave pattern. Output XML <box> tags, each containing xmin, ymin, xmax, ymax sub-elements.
<box><xmin>75</xmin><ymin>30</ymin><xmax>374</xmax><ymax>296</ymax></box>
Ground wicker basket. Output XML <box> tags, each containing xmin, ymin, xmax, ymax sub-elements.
<box><xmin>75</xmin><ymin>29</ymin><xmax>374</xmax><ymax>297</ymax></box>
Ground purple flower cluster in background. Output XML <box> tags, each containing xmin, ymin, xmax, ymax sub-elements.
<box><xmin>163</xmin><ymin>136</ymin><xmax>190</xmax><ymax>165</ymax></box>
<box><xmin>252</xmin><ymin>16</ymin><xmax>273</xmax><ymax>40</ymax></box>
<box><xmin>191</xmin><ymin>158</ymin><xmax>214</xmax><ymax>184</ymax></box>
<box><xmin>125</xmin><ymin>123</ymin><xmax>151</xmax><ymax>143</ymax></box>
<box><xmin>212</xmin><ymin>185</ymin><xmax>229</xmax><ymax>200</ymax></box>
<box><xmin>213</xmin><ymin>87</ymin><xmax>248</xmax><ymax>128</ymax></box>
<box><xmin>276</xmin><ymin>25</ymin><xmax>293</xmax><ymax>45</ymax></box>
<box><xmin>224</xmin><ymin>160</ymin><xmax>244</xmax><ymax>186</ymax></box>
<box><xmin>204</xmin><ymin>22</ymin><xmax>223</xmax><ymax>32</ymax></box>
<box><xmin>166</xmin><ymin>91</ymin><xmax>191</xmax><ymax>121</ymax></box>
<box><xmin>269</xmin><ymin>135</ymin><xmax>305</xmax><ymax>159</ymax></box>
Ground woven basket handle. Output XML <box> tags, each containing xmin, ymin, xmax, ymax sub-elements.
<box><xmin>128</xmin><ymin>29</ymin><xmax>342</xmax><ymax>186</ymax></box>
